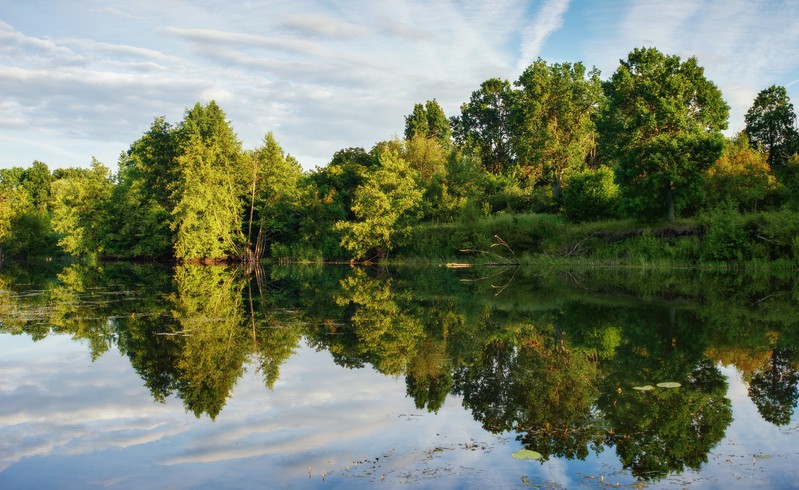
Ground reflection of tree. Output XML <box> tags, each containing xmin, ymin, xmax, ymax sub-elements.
<box><xmin>454</xmin><ymin>322</ymin><xmax>603</xmax><ymax>460</ymax></box>
<box><xmin>334</xmin><ymin>268</ymin><xmax>424</xmax><ymax>375</ymax></box>
<box><xmin>246</xmin><ymin>275</ymin><xmax>304</xmax><ymax>389</ymax></box>
<box><xmin>405</xmin><ymin>338</ymin><xmax>453</xmax><ymax>412</ymax></box>
<box><xmin>597</xmin><ymin>316</ymin><xmax>732</xmax><ymax>481</ymax></box>
<box><xmin>168</xmin><ymin>265</ymin><xmax>249</xmax><ymax>419</ymax></box>
<box><xmin>748</xmin><ymin>348</ymin><xmax>799</xmax><ymax>426</ymax></box>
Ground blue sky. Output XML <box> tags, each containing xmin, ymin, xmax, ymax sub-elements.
<box><xmin>2</xmin><ymin>0</ymin><xmax>798</xmax><ymax>170</ymax></box>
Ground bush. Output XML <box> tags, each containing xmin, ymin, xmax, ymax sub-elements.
<box><xmin>701</xmin><ymin>203</ymin><xmax>749</xmax><ymax>261</ymax></box>
<box><xmin>562</xmin><ymin>167</ymin><xmax>619</xmax><ymax>222</ymax></box>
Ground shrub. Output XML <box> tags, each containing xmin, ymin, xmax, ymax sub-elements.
<box><xmin>562</xmin><ymin>167</ymin><xmax>619</xmax><ymax>222</ymax></box>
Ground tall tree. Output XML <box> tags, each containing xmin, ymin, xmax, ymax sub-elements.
<box><xmin>50</xmin><ymin>159</ymin><xmax>113</xmax><ymax>256</ymax></box>
<box><xmin>335</xmin><ymin>149</ymin><xmax>424</xmax><ymax>260</ymax></box>
<box><xmin>512</xmin><ymin>59</ymin><xmax>602</xmax><ymax>200</ymax></box>
<box><xmin>745</xmin><ymin>85</ymin><xmax>799</xmax><ymax>169</ymax></box>
<box><xmin>107</xmin><ymin>117</ymin><xmax>178</xmax><ymax>258</ymax></box>
<box><xmin>245</xmin><ymin>132</ymin><xmax>303</xmax><ymax>262</ymax></box>
<box><xmin>171</xmin><ymin>101</ymin><xmax>247</xmax><ymax>261</ymax></box>
<box><xmin>404</xmin><ymin>99</ymin><xmax>452</xmax><ymax>145</ymax></box>
<box><xmin>20</xmin><ymin>161</ymin><xmax>53</xmax><ymax>210</ymax></box>
<box><xmin>599</xmin><ymin>47</ymin><xmax>729</xmax><ymax>220</ymax></box>
<box><xmin>452</xmin><ymin>78</ymin><xmax>515</xmax><ymax>174</ymax></box>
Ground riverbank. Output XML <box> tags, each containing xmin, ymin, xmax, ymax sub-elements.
<box><xmin>395</xmin><ymin>208</ymin><xmax>799</xmax><ymax>270</ymax></box>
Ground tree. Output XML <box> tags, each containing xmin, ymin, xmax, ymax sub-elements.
<box><xmin>107</xmin><ymin>117</ymin><xmax>178</xmax><ymax>258</ymax></box>
<box><xmin>512</xmin><ymin>59</ymin><xmax>602</xmax><ymax>200</ymax></box>
<box><xmin>745</xmin><ymin>85</ymin><xmax>799</xmax><ymax>169</ymax></box>
<box><xmin>244</xmin><ymin>132</ymin><xmax>303</xmax><ymax>262</ymax></box>
<box><xmin>20</xmin><ymin>160</ymin><xmax>53</xmax><ymax>210</ymax></box>
<box><xmin>452</xmin><ymin>78</ymin><xmax>515</xmax><ymax>174</ymax></box>
<box><xmin>335</xmin><ymin>149</ymin><xmax>424</xmax><ymax>260</ymax></box>
<box><xmin>50</xmin><ymin>159</ymin><xmax>113</xmax><ymax>256</ymax></box>
<box><xmin>404</xmin><ymin>99</ymin><xmax>452</xmax><ymax>145</ymax></box>
<box><xmin>171</xmin><ymin>101</ymin><xmax>247</xmax><ymax>261</ymax></box>
<box><xmin>599</xmin><ymin>47</ymin><xmax>729</xmax><ymax>220</ymax></box>
<box><xmin>704</xmin><ymin>132</ymin><xmax>776</xmax><ymax>211</ymax></box>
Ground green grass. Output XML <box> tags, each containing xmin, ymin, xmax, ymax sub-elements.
<box><xmin>396</xmin><ymin>210</ymin><xmax>799</xmax><ymax>270</ymax></box>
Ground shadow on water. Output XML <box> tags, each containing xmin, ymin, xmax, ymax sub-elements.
<box><xmin>2</xmin><ymin>260</ymin><xmax>799</xmax><ymax>482</ymax></box>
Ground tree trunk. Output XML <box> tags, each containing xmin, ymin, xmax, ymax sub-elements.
<box><xmin>666</xmin><ymin>182</ymin><xmax>675</xmax><ymax>221</ymax></box>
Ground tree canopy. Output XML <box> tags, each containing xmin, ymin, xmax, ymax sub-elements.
<box><xmin>599</xmin><ymin>47</ymin><xmax>729</xmax><ymax>220</ymax></box>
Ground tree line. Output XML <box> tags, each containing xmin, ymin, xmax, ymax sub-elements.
<box><xmin>1</xmin><ymin>46</ymin><xmax>798</xmax><ymax>262</ymax></box>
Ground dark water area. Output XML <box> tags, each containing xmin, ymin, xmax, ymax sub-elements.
<box><xmin>1</xmin><ymin>261</ymin><xmax>799</xmax><ymax>488</ymax></box>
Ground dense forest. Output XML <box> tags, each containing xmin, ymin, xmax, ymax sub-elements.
<box><xmin>2</xmin><ymin>46</ymin><xmax>799</xmax><ymax>264</ymax></box>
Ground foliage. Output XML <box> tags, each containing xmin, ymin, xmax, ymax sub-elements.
<box><xmin>404</xmin><ymin>99</ymin><xmax>452</xmax><ymax>145</ymax></box>
<box><xmin>171</xmin><ymin>101</ymin><xmax>247</xmax><ymax>261</ymax></box>
<box><xmin>561</xmin><ymin>166</ymin><xmax>619</xmax><ymax>222</ymax></box>
<box><xmin>512</xmin><ymin>58</ymin><xmax>602</xmax><ymax>199</ymax></box>
<box><xmin>745</xmin><ymin>85</ymin><xmax>799</xmax><ymax>169</ymax></box>
<box><xmin>704</xmin><ymin>133</ymin><xmax>777</xmax><ymax>212</ymax></box>
<box><xmin>452</xmin><ymin>78</ymin><xmax>515</xmax><ymax>173</ymax></box>
<box><xmin>50</xmin><ymin>160</ymin><xmax>113</xmax><ymax>257</ymax></box>
<box><xmin>105</xmin><ymin>116</ymin><xmax>178</xmax><ymax>258</ymax></box>
<box><xmin>245</xmin><ymin>132</ymin><xmax>303</xmax><ymax>261</ymax></box>
<box><xmin>336</xmin><ymin>149</ymin><xmax>424</xmax><ymax>260</ymax></box>
<box><xmin>599</xmin><ymin>47</ymin><xmax>729</xmax><ymax>220</ymax></box>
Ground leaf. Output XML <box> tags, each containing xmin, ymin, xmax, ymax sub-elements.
<box><xmin>512</xmin><ymin>449</ymin><xmax>542</xmax><ymax>460</ymax></box>
<box><xmin>633</xmin><ymin>385</ymin><xmax>655</xmax><ymax>391</ymax></box>
<box><xmin>656</xmin><ymin>382</ymin><xmax>682</xmax><ymax>389</ymax></box>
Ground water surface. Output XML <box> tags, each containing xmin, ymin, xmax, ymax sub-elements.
<box><xmin>1</xmin><ymin>262</ymin><xmax>798</xmax><ymax>488</ymax></box>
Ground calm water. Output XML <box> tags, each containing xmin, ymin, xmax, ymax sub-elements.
<box><xmin>1</xmin><ymin>262</ymin><xmax>798</xmax><ymax>489</ymax></box>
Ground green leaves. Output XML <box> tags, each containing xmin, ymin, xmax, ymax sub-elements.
<box><xmin>336</xmin><ymin>149</ymin><xmax>424</xmax><ymax>260</ymax></box>
<box><xmin>599</xmin><ymin>47</ymin><xmax>729</xmax><ymax>220</ymax></box>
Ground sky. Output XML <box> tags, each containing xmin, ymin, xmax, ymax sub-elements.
<box><xmin>1</xmin><ymin>0</ymin><xmax>799</xmax><ymax>171</ymax></box>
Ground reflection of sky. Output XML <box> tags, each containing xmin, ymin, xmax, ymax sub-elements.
<box><xmin>1</xmin><ymin>335</ymin><xmax>798</xmax><ymax>489</ymax></box>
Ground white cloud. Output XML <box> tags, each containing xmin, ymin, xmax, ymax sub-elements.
<box><xmin>1</xmin><ymin>1</ymin><xmax>798</xmax><ymax>169</ymax></box>
<box><xmin>517</xmin><ymin>0</ymin><xmax>571</xmax><ymax>70</ymax></box>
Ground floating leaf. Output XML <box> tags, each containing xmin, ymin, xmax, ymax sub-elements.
<box><xmin>633</xmin><ymin>385</ymin><xmax>655</xmax><ymax>391</ymax></box>
<box><xmin>512</xmin><ymin>449</ymin><xmax>542</xmax><ymax>460</ymax></box>
<box><xmin>656</xmin><ymin>382</ymin><xmax>681</xmax><ymax>389</ymax></box>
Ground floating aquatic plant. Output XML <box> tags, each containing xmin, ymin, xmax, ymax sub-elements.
<box><xmin>656</xmin><ymin>382</ymin><xmax>681</xmax><ymax>388</ymax></box>
<box><xmin>512</xmin><ymin>449</ymin><xmax>542</xmax><ymax>460</ymax></box>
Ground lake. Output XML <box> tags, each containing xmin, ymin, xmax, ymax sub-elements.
<box><xmin>1</xmin><ymin>261</ymin><xmax>798</xmax><ymax>489</ymax></box>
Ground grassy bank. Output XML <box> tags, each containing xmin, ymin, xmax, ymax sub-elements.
<box><xmin>397</xmin><ymin>208</ymin><xmax>799</xmax><ymax>269</ymax></box>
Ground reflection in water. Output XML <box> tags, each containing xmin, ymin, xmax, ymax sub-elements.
<box><xmin>1</xmin><ymin>262</ymin><xmax>799</xmax><ymax>483</ymax></box>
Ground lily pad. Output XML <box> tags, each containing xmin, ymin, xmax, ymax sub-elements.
<box><xmin>633</xmin><ymin>385</ymin><xmax>655</xmax><ymax>391</ymax></box>
<box><xmin>512</xmin><ymin>449</ymin><xmax>542</xmax><ymax>460</ymax></box>
<box><xmin>656</xmin><ymin>382</ymin><xmax>682</xmax><ymax>389</ymax></box>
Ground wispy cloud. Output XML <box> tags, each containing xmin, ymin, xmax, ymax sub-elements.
<box><xmin>517</xmin><ymin>0</ymin><xmax>571</xmax><ymax>70</ymax></box>
<box><xmin>1</xmin><ymin>0</ymin><xmax>797</xmax><ymax>168</ymax></box>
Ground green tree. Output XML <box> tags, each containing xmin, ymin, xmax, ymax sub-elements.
<box><xmin>107</xmin><ymin>117</ymin><xmax>178</xmax><ymax>258</ymax></box>
<box><xmin>745</xmin><ymin>85</ymin><xmax>799</xmax><ymax>169</ymax></box>
<box><xmin>20</xmin><ymin>160</ymin><xmax>53</xmax><ymax>210</ymax></box>
<box><xmin>512</xmin><ymin>59</ymin><xmax>602</xmax><ymax>200</ymax></box>
<box><xmin>171</xmin><ymin>101</ymin><xmax>247</xmax><ymax>261</ymax></box>
<box><xmin>50</xmin><ymin>159</ymin><xmax>113</xmax><ymax>256</ymax></box>
<box><xmin>335</xmin><ymin>149</ymin><xmax>424</xmax><ymax>260</ymax></box>
<box><xmin>404</xmin><ymin>99</ymin><xmax>452</xmax><ymax>145</ymax></box>
<box><xmin>599</xmin><ymin>47</ymin><xmax>729</xmax><ymax>220</ymax></box>
<box><xmin>704</xmin><ymin>133</ymin><xmax>776</xmax><ymax>211</ymax></box>
<box><xmin>452</xmin><ymin>78</ymin><xmax>515</xmax><ymax>174</ymax></box>
<box><xmin>244</xmin><ymin>132</ymin><xmax>303</xmax><ymax>262</ymax></box>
